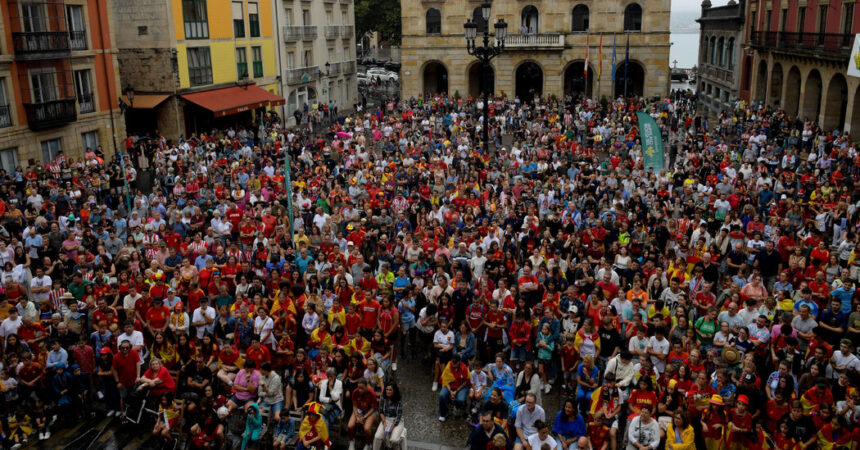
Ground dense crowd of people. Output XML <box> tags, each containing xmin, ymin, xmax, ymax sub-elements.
<box><xmin>0</xmin><ymin>87</ymin><xmax>859</xmax><ymax>450</ymax></box>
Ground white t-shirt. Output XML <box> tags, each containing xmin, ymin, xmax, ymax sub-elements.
<box><xmin>254</xmin><ymin>316</ymin><xmax>276</xmax><ymax>348</ymax></box>
<box><xmin>123</xmin><ymin>293</ymin><xmax>142</xmax><ymax>311</ymax></box>
<box><xmin>0</xmin><ymin>317</ymin><xmax>22</xmax><ymax>339</ymax></box>
<box><xmin>647</xmin><ymin>336</ymin><xmax>670</xmax><ymax>374</ymax></box>
<box><xmin>433</xmin><ymin>329</ymin><xmax>454</xmax><ymax>350</ymax></box>
<box><xmin>117</xmin><ymin>330</ymin><xmax>145</xmax><ymax>350</ymax></box>
<box><xmin>527</xmin><ymin>433</ymin><xmax>557</xmax><ymax>450</ymax></box>
<box><xmin>192</xmin><ymin>306</ymin><xmax>216</xmax><ymax>339</ymax></box>
<box><xmin>30</xmin><ymin>275</ymin><xmax>51</xmax><ymax>302</ymax></box>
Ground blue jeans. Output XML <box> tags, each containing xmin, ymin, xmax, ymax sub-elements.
<box><xmin>438</xmin><ymin>387</ymin><xmax>467</xmax><ymax>417</ymax></box>
<box><xmin>556</xmin><ymin>437</ymin><xmax>579</xmax><ymax>450</ymax></box>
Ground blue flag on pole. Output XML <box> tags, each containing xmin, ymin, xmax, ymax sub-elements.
<box><xmin>611</xmin><ymin>34</ymin><xmax>617</xmax><ymax>82</ymax></box>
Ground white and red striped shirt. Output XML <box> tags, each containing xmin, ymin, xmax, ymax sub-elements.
<box><xmin>49</xmin><ymin>288</ymin><xmax>66</xmax><ymax>311</ymax></box>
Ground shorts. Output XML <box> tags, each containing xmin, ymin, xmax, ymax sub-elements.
<box><xmin>229</xmin><ymin>395</ymin><xmax>252</xmax><ymax>408</ymax></box>
<box><xmin>274</xmin><ymin>432</ymin><xmax>291</xmax><ymax>444</ymax></box>
<box><xmin>510</xmin><ymin>345</ymin><xmax>528</xmax><ymax>361</ymax></box>
<box><xmin>119</xmin><ymin>386</ymin><xmax>131</xmax><ymax>399</ymax></box>
<box><xmin>436</xmin><ymin>349</ymin><xmax>453</xmax><ymax>364</ymax></box>
<box><xmin>260</xmin><ymin>400</ymin><xmax>284</xmax><ymax>415</ymax></box>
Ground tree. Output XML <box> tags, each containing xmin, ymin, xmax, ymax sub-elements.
<box><xmin>355</xmin><ymin>0</ymin><xmax>401</xmax><ymax>47</ymax></box>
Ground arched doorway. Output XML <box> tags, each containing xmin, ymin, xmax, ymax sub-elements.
<box><xmin>784</xmin><ymin>66</ymin><xmax>801</xmax><ymax>117</ymax></box>
<box><xmin>615</xmin><ymin>61</ymin><xmax>645</xmax><ymax>97</ymax></box>
<box><xmin>850</xmin><ymin>87</ymin><xmax>860</xmax><ymax>135</ymax></box>
<box><xmin>755</xmin><ymin>60</ymin><xmax>768</xmax><ymax>103</ymax></box>
<box><xmin>515</xmin><ymin>61</ymin><xmax>543</xmax><ymax>101</ymax></box>
<box><xmin>823</xmin><ymin>73</ymin><xmax>848</xmax><ymax>132</ymax></box>
<box><xmin>422</xmin><ymin>61</ymin><xmax>448</xmax><ymax>94</ymax></box>
<box><xmin>769</xmin><ymin>63</ymin><xmax>783</xmax><ymax>107</ymax></box>
<box><xmin>468</xmin><ymin>63</ymin><xmax>495</xmax><ymax>98</ymax></box>
<box><xmin>563</xmin><ymin>61</ymin><xmax>593</xmax><ymax>98</ymax></box>
<box><xmin>521</xmin><ymin>6</ymin><xmax>538</xmax><ymax>34</ymax></box>
<box><xmin>802</xmin><ymin>69</ymin><xmax>823</xmax><ymax>122</ymax></box>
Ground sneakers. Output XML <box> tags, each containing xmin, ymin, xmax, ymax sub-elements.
<box><xmin>10</xmin><ymin>443</ymin><xmax>21</xmax><ymax>450</ymax></box>
<box><xmin>43</xmin><ymin>431</ymin><xmax>50</xmax><ymax>440</ymax></box>
<box><xmin>392</xmin><ymin>362</ymin><xmax>397</xmax><ymax>371</ymax></box>
<box><xmin>363</xmin><ymin>445</ymin><xmax>371</xmax><ymax>450</ymax></box>
<box><xmin>38</xmin><ymin>432</ymin><xmax>45</xmax><ymax>441</ymax></box>
<box><xmin>348</xmin><ymin>441</ymin><xmax>356</xmax><ymax>450</ymax></box>
<box><xmin>106</xmin><ymin>410</ymin><xmax>115</xmax><ymax>417</ymax></box>
<box><xmin>544</xmin><ymin>384</ymin><xmax>551</xmax><ymax>394</ymax></box>
<box><xmin>432</xmin><ymin>381</ymin><xmax>438</xmax><ymax>391</ymax></box>
<box><xmin>97</xmin><ymin>391</ymin><xmax>104</xmax><ymax>400</ymax></box>
<box><xmin>438</xmin><ymin>416</ymin><xmax>446</xmax><ymax>422</ymax></box>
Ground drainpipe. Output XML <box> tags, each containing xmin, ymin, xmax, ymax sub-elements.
<box><xmin>273</xmin><ymin>0</ymin><xmax>285</xmax><ymax>128</ymax></box>
<box><xmin>95</xmin><ymin>0</ymin><xmax>119</xmax><ymax>158</ymax></box>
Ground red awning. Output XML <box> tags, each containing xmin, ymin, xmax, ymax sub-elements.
<box><xmin>180</xmin><ymin>85</ymin><xmax>285</xmax><ymax>118</ymax></box>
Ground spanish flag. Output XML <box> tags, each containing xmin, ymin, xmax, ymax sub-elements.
<box><xmin>299</xmin><ymin>402</ymin><xmax>330</xmax><ymax>446</ymax></box>
<box><xmin>440</xmin><ymin>361</ymin><xmax>470</xmax><ymax>389</ymax></box>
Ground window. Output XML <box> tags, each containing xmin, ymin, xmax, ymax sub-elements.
<box><xmin>521</xmin><ymin>6</ymin><xmax>538</xmax><ymax>34</ymax></box>
<box><xmin>31</xmin><ymin>72</ymin><xmax>57</xmax><ymax>104</ymax></box>
<box><xmin>41</xmin><ymin>138</ymin><xmax>62</xmax><ymax>162</ymax></box>
<box><xmin>0</xmin><ymin>79</ymin><xmax>10</xmax><ymax>128</ymax></box>
<box><xmin>302</xmin><ymin>10</ymin><xmax>310</xmax><ymax>26</ymax></box>
<box><xmin>765</xmin><ymin>10</ymin><xmax>771</xmax><ymax>31</ymax></box>
<box><xmin>21</xmin><ymin>3</ymin><xmax>45</xmax><ymax>32</ymax></box>
<box><xmin>327</xmin><ymin>10</ymin><xmax>333</xmax><ymax>24</ymax></box>
<box><xmin>0</xmin><ymin>148</ymin><xmax>17</xmax><ymax>173</ymax></box>
<box><xmin>66</xmin><ymin>5</ymin><xmax>87</xmax><ymax>50</ymax></box>
<box><xmin>182</xmin><ymin>0</ymin><xmax>209</xmax><ymax>39</ymax></box>
<box><xmin>843</xmin><ymin>3</ymin><xmax>854</xmax><ymax>35</ymax></box>
<box><xmin>252</xmin><ymin>46</ymin><xmax>263</xmax><ymax>77</ymax></box>
<box><xmin>81</xmin><ymin>131</ymin><xmax>98</xmax><ymax>153</ymax></box>
<box><xmin>285</xmin><ymin>9</ymin><xmax>292</xmax><ymax>25</ymax></box>
<box><xmin>571</xmin><ymin>5</ymin><xmax>589</xmax><ymax>32</ymax></box>
<box><xmin>236</xmin><ymin>47</ymin><xmax>248</xmax><ymax>79</ymax></box>
<box><xmin>472</xmin><ymin>8</ymin><xmax>487</xmax><ymax>34</ymax></box>
<box><xmin>797</xmin><ymin>7</ymin><xmax>806</xmax><ymax>32</ymax></box>
<box><xmin>74</xmin><ymin>69</ymin><xmax>94</xmax><ymax>114</ymax></box>
<box><xmin>304</xmin><ymin>50</ymin><xmax>312</xmax><ymax>67</ymax></box>
<box><xmin>709</xmin><ymin>37</ymin><xmax>716</xmax><ymax>65</ymax></box>
<box><xmin>232</xmin><ymin>2</ymin><xmax>245</xmax><ymax>38</ymax></box>
<box><xmin>426</xmin><ymin>8</ymin><xmax>441</xmax><ymax>35</ymax></box>
<box><xmin>727</xmin><ymin>38</ymin><xmax>735</xmax><ymax>69</ymax></box>
<box><xmin>328</xmin><ymin>47</ymin><xmax>334</xmax><ymax>62</ymax></box>
<box><xmin>187</xmin><ymin>47</ymin><xmax>212</xmax><ymax>86</ymax></box>
<box><xmin>623</xmin><ymin>3</ymin><xmax>642</xmax><ymax>32</ymax></box>
<box><xmin>249</xmin><ymin>3</ymin><xmax>260</xmax><ymax>37</ymax></box>
<box><xmin>717</xmin><ymin>37</ymin><xmax>724</xmax><ymax>67</ymax></box>
<box><xmin>287</xmin><ymin>52</ymin><xmax>295</xmax><ymax>69</ymax></box>
<box><xmin>818</xmin><ymin>5</ymin><xmax>827</xmax><ymax>33</ymax></box>
<box><xmin>780</xmin><ymin>8</ymin><xmax>787</xmax><ymax>32</ymax></box>
<box><xmin>342</xmin><ymin>10</ymin><xmax>348</xmax><ymax>25</ymax></box>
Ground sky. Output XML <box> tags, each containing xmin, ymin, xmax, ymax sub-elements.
<box><xmin>672</xmin><ymin>0</ymin><xmax>734</xmax><ymax>12</ymax></box>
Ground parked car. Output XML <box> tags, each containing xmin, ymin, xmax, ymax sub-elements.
<box><xmin>366</xmin><ymin>68</ymin><xmax>399</xmax><ymax>83</ymax></box>
<box><xmin>670</xmin><ymin>69</ymin><xmax>689</xmax><ymax>82</ymax></box>
<box><xmin>384</xmin><ymin>61</ymin><xmax>401</xmax><ymax>72</ymax></box>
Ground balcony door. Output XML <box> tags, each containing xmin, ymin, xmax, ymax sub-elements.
<box><xmin>21</xmin><ymin>3</ymin><xmax>46</xmax><ymax>33</ymax></box>
<box><xmin>66</xmin><ymin>5</ymin><xmax>87</xmax><ymax>50</ymax></box>
<box><xmin>31</xmin><ymin>72</ymin><xmax>57</xmax><ymax>104</ymax></box>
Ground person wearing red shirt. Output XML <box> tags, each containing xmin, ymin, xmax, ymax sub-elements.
<box><xmin>357</xmin><ymin>296</ymin><xmax>381</xmax><ymax>336</ymax></box>
<box><xmin>245</xmin><ymin>336</ymin><xmax>272</xmax><ymax>369</ymax></box>
<box><xmin>344</xmin><ymin>303</ymin><xmax>361</xmax><ymax>338</ymax></box>
<box><xmin>111</xmin><ymin>341</ymin><xmax>141</xmax><ymax>411</ymax></box>
<box><xmin>17</xmin><ymin>316</ymin><xmax>47</xmax><ymax>348</ymax></box>
<box><xmin>596</xmin><ymin>273</ymin><xmax>619</xmax><ymax>303</ymax></box>
<box><xmin>726</xmin><ymin>395</ymin><xmax>754</xmax><ymax>446</ymax></box>
<box><xmin>225</xmin><ymin>204</ymin><xmax>243</xmax><ymax>232</ymax></box>
<box><xmin>627</xmin><ymin>378</ymin><xmax>659</xmax><ymax>419</ymax></box>
<box><xmin>348</xmin><ymin>379</ymin><xmax>378</xmax><ymax>450</ymax></box>
<box><xmin>808</xmin><ymin>271</ymin><xmax>830</xmax><ymax>308</ymax></box>
<box><xmin>358</xmin><ymin>269</ymin><xmax>379</xmax><ymax>293</ymax></box>
<box><xmin>149</xmin><ymin>274</ymin><xmax>169</xmax><ymax>299</ymax></box>
<box><xmin>146</xmin><ymin>297</ymin><xmax>171</xmax><ymax>337</ymax></box>
<box><xmin>138</xmin><ymin>358</ymin><xmax>176</xmax><ymax>398</ymax></box>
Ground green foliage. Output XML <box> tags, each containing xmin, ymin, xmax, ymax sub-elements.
<box><xmin>600</xmin><ymin>95</ymin><xmax>608</xmax><ymax>108</ymax></box>
<box><xmin>454</xmin><ymin>90</ymin><xmax>461</xmax><ymax>100</ymax></box>
<box><xmin>355</xmin><ymin>0</ymin><xmax>401</xmax><ymax>46</ymax></box>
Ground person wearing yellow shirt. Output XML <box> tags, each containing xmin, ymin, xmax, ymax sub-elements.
<box><xmin>666</xmin><ymin>410</ymin><xmax>695</xmax><ymax>449</ymax></box>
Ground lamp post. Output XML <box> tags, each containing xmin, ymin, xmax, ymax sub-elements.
<box><xmin>116</xmin><ymin>84</ymin><xmax>134</xmax><ymax>214</ymax></box>
<box><xmin>464</xmin><ymin>2</ymin><xmax>506</xmax><ymax>155</ymax></box>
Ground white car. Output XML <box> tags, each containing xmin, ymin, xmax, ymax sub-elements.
<box><xmin>357</xmin><ymin>73</ymin><xmax>369</xmax><ymax>85</ymax></box>
<box><xmin>366</xmin><ymin>68</ymin><xmax>398</xmax><ymax>83</ymax></box>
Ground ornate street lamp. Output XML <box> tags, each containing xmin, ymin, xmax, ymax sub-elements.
<box><xmin>464</xmin><ymin>2</ymin><xmax>506</xmax><ymax>155</ymax></box>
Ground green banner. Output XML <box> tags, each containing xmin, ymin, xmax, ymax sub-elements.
<box><xmin>636</xmin><ymin>112</ymin><xmax>665</xmax><ymax>172</ymax></box>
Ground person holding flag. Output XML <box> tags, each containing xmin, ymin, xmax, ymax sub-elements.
<box><xmin>297</xmin><ymin>402</ymin><xmax>330</xmax><ymax>450</ymax></box>
<box><xmin>438</xmin><ymin>354</ymin><xmax>470</xmax><ymax>422</ymax></box>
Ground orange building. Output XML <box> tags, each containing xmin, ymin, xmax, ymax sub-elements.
<box><xmin>0</xmin><ymin>0</ymin><xmax>124</xmax><ymax>172</ymax></box>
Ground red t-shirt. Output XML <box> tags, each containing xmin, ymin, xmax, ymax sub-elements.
<box><xmin>147</xmin><ymin>305</ymin><xmax>170</xmax><ymax>329</ymax></box>
<box><xmin>112</xmin><ymin>349</ymin><xmax>142</xmax><ymax>387</ymax></box>
<box><xmin>358</xmin><ymin>300</ymin><xmax>381</xmax><ymax>330</ymax></box>
<box><xmin>143</xmin><ymin>365</ymin><xmax>176</xmax><ymax>394</ymax></box>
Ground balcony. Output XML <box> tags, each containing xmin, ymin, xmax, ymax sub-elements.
<box><xmin>504</xmin><ymin>33</ymin><xmax>564</xmax><ymax>50</ymax></box>
<box><xmin>342</xmin><ymin>60</ymin><xmax>356</xmax><ymax>74</ymax></box>
<box><xmin>283</xmin><ymin>26</ymin><xmax>302</xmax><ymax>41</ymax></box>
<box><xmin>287</xmin><ymin>66</ymin><xmax>320</xmax><ymax>84</ymax></box>
<box><xmin>302</xmin><ymin>26</ymin><xmax>318</xmax><ymax>40</ymax></box>
<box><xmin>11</xmin><ymin>31</ymin><xmax>71</xmax><ymax>60</ymax></box>
<box><xmin>325</xmin><ymin>26</ymin><xmax>340</xmax><ymax>39</ymax></box>
<box><xmin>78</xmin><ymin>93</ymin><xmax>95</xmax><ymax>114</ymax></box>
<box><xmin>69</xmin><ymin>30</ymin><xmax>87</xmax><ymax>50</ymax></box>
<box><xmin>328</xmin><ymin>62</ymin><xmax>342</xmax><ymax>76</ymax></box>
<box><xmin>750</xmin><ymin>31</ymin><xmax>853</xmax><ymax>62</ymax></box>
<box><xmin>342</xmin><ymin>25</ymin><xmax>354</xmax><ymax>39</ymax></box>
<box><xmin>0</xmin><ymin>105</ymin><xmax>12</xmax><ymax>128</ymax></box>
<box><xmin>23</xmin><ymin>98</ymin><xmax>77</xmax><ymax>130</ymax></box>
<box><xmin>340</xmin><ymin>0</ymin><xmax>351</xmax><ymax>4</ymax></box>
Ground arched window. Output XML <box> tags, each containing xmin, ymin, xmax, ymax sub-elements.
<box><xmin>571</xmin><ymin>5</ymin><xmax>589</xmax><ymax>32</ymax></box>
<box><xmin>701</xmin><ymin>38</ymin><xmax>708</xmax><ymax>64</ymax></box>
<box><xmin>426</xmin><ymin>8</ymin><xmax>441</xmax><ymax>35</ymax></box>
<box><xmin>717</xmin><ymin>37</ymin><xmax>725</xmax><ymax>66</ymax></box>
<box><xmin>727</xmin><ymin>38</ymin><xmax>735</xmax><ymax>69</ymax></box>
<box><xmin>521</xmin><ymin>6</ymin><xmax>538</xmax><ymax>34</ymax></box>
<box><xmin>623</xmin><ymin>3</ymin><xmax>642</xmax><ymax>31</ymax></box>
<box><xmin>472</xmin><ymin>7</ymin><xmax>487</xmax><ymax>34</ymax></box>
<box><xmin>710</xmin><ymin>37</ymin><xmax>717</xmax><ymax>65</ymax></box>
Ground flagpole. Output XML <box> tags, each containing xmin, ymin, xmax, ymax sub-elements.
<box><xmin>597</xmin><ymin>35</ymin><xmax>602</xmax><ymax>100</ymax></box>
<box><xmin>584</xmin><ymin>33</ymin><xmax>589</xmax><ymax>99</ymax></box>
<box><xmin>624</xmin><ymin>33</ymin><xmax>630</xmax><ymax>100</ymax></box>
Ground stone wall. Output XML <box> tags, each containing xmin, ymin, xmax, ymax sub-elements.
<box><xmin>112</xmin><ymin>0</ymin><xmax>174</xmax><ymax>49</ymax></box>
<box><xmin>117</xmin><ymin>48</ymin><xmax>178</xmax><ymax>93</ymax></box>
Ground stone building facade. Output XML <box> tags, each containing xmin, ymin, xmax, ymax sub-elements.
<box><xmin>0</xmin><ymin>0</ymin><xmax>126</xmax><ymax>171</ymax></box>
<box><xmin>696</xmin><ymin>0</ymin><xmax>744</xmax><ymax>117</ymax></box>
<box><xmin>400</xmin><ymin>0</ymin><xmax>671</xmax><ymax>101</ymax></box>
<box><xmin>743</xmin><ymin>0</ymin><xmax>860</xmax><ymax>133</ymax></box>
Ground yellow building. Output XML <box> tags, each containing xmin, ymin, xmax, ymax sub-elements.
<box><xmin>113</xmin><ymin>0</ymin><xmax>284</xmax><ymax>139</ymax></box>
<box><xmin>400</xmin><ymin>0</ymin><xmax>671</xmax><ymax>101</ymax></box>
